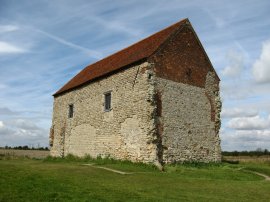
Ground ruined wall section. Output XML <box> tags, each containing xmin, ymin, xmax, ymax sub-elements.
<box><xmin>150</xmin><ymin>23</ymin><xmax>221</xmax><ymax>163</ymax></box>
<box><xmin>155</xmin><ymin>76</ymin><xmax>221</xmax><ymax>163</ymax></box>
<box><xmin>205</xmin><ymin>71</ymin><xmax>222</xmax><ymax>160</ymax></box>
<box><xmin>50</xmin><ymin>62</ymin><xmax>159</xmax><ymax>163</ymax></box>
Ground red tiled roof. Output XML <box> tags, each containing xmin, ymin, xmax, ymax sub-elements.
<box><xmin>54</xmin><ymin>18</ymin><xmax>188</xmax><ymax>96</ymax></box>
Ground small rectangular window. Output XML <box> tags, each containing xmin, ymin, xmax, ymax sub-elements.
<box><xmin>104</xmin><ymin>92</ymin><xmax>111</xmax><ymax>111</ymax></box>
<box><xmin>68</xmin><ymin>104</ymin><xmax>74</xmax><ymax>118</ymax></box>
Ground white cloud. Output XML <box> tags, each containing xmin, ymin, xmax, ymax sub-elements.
<box><xmin>221</xmin><ymin>129</ymin><xmax>270</xmax><ymax>151</ymax></box>
<box><xmin>203</xmin><ymin>8</ymin><xmax>226</xmax><ymax>29</ymax></box>
<box><xmin>222</xmin><ymin>50</ymin><xmax>244</xmax><ymax>77</ymax></box>
<box><xmin>0</xmin><ymin>107</ymin><xmax>18</xmax><ymax>116</ymax></box>
<box><xmin>0</xmin><ymin>119</ymin><xmax>48</xmax><ymax>147</ymax></box>
<box><xmin>221</xmin><ymin>107</ymin><xmax>258</xmax><ymax>118</ymax></box>
<box><xmin>0</xmin><ymin>41</ymin><xmax>26</xmax><ymax>54</ymax></box>
<box><xmin>235</xmin><ymin>130</ymin><xmax>270</xmax><ymax>141</ymax></box>
<box><xmin>252</xmin><ymin>40</ymin><xmax>270</xmax><ymax>83</ymax></box>
<box><xmin>12</xmin><ymin>119</ymin><xmax>40</xmax><ymax>130</ymax></box>
<box><xmin>0</xmin><ymin>25</ymin><xmax>19</xmax><ymax>33</ymax></box>
<box><xmin>0</xmin><ymin>121</ymin><xmax>4</xmax><ymax>128</ymax></box>
<box><xmin>0</xmin><ymin>84</ymin><xmax>7</xmax><ymax>89</ymax></box>
<box><xmin>227</xmin><ymin>115</ymin><xmax>270</xmax><ymax>130</ymax></box>
<box><xmin>90</xmin><ymin>16</ymin><xmax>143</xmax><ymax>37</ymax></box>
<box><xmin>220</xmin><ymin>80</ymin><xmax>254</xmax><ymax>100</ymax></box>
<box><xmin>0</xmin><ymin>120</ymin><xmax>14</xmax><ymax>136</ymax></box>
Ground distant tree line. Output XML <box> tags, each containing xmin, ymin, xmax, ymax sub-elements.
<box><xmin>2</xmin><ymin>145</ymin><xmax>49</xmax><ymax>151</ymax></box>
<box><xmin>222</xmin><ymin>148</ymin><xmax>270</xmax><ymax>156</ymax></box>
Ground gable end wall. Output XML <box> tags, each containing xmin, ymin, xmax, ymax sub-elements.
<box><xmin>150</xmin><ymin>25</ymin><xmax>221</xmax><ymax>163</ymax></box>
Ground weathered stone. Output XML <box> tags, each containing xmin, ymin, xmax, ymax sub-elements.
<box><xmin>51</xmin><ymin>62</ymin><xmax>159</xmax><ymax>164</ymax></box>
<box><xmin>50</xmin><ymin>20</ymin><xmax>222</xmax><ymax>164</ymax></box>
<box><xmin>50</xmin><ymin>62</ymin><xmax>221</xmax><ymax>164</ymax></box>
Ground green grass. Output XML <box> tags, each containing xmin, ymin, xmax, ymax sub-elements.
<box><xmin>242</xmin><ymin>162</ymin><xmax>270</xmax><ymax>176</ymax></box>
<box><xmin>43</xmin><ymin>154</ymin><xmax>158</xmax><ymax>172</ymax></box>
<box><xmin>0</xmin><ymin>156</ymin><xmax>270</xmax><ymax>202</ymax></box>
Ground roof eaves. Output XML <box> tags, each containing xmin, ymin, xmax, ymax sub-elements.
<box><xmin>53</xmin><ymin>18</ymin><xmax>189</xmax><ymax>96</ymax></box>
<box><xmin>53</xmin><ymin>58</ymin><xmax>148</xmax><ymax>97</ymax></box>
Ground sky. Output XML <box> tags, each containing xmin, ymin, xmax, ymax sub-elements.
<box><xmin>0</xmin><ymin>0</ymin><xmax>270</xmax><ymax>151</ymax></box>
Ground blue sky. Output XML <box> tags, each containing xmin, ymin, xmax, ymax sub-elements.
<box><xmin>0</xmin><ymin>0</ymin><xmax>270</xmax><ymax>150</ymax></box>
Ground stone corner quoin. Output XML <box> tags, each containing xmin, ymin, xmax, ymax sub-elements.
<box><xmin>49</xmin><ymin>19</ymin><xmax>222</xmax><ymax>165</ymax></box>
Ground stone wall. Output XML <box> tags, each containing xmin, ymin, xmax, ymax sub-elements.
<box><xmin>50</xmin><ymin>23</ymin><xmax>222</xmax><ymax>164</ymax></box>
<box><xmin>50</xmin><ymin>62</ymin><xmax>160</xmax><ymax>164</ymax></box>
<box><xmin>155</xmin><ymin>71</ymin><xmax>221</xmax><ymax>163</ymax></box>
<box><xmin>148</xmin><ymin>22</ymin><xmax>221</xmax><ymax>163</ymax></box>
<box><xmin>50</xmin><ymin>63</ymin><xmax>221</xmax><ymax>164</ymax></box>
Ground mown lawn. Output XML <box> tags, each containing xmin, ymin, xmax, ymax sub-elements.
<box><xmin>0</xmin><ymin>157</ymin><xmax>269</xmax><ymax>202</ymax></box>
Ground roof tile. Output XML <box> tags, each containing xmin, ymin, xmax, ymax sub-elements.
<box><xmin>54</xmin><ymin>18</ymin><xmax>188</xmax><ymax>96</ymax></box>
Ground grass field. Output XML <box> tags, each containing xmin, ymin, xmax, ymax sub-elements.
<box><xmin>0</xmin><ymin>155</ymin><xmax>270</xmax><ymax>202</ymax></box>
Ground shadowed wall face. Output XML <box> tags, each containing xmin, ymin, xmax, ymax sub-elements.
<box><xmin>150</xmin><ymin>25</ymin><xmax>219</xmax><ymax>88</ymax></box>
<box><xmin>150</xmin><ymin>24</ymin><xmax>221</xmax><ymax>163</ymax></box>
<box><xmin>155</xmin><ymin>73</ymin><xmax>221</xmax><ymax>163</ymax></box>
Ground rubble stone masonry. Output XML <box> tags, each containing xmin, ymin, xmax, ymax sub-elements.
<box><xmin>50</xmin><ymin>62</ymin><xmax>160</xmax><ymax>164</ymax></box>
<box><xmin>155</xmin><ymin>71</ymin><xmax>221</xmax><ymax>163</ymax></box>
<box><xmin>50</xmin><ymin>22</ymin><xmax>222</xmax><ymax>164</ymax></box>
<box><xmin>50</xmin><ymin>61</ymin><xmax>221</xmax><ymax>163</ymax></box>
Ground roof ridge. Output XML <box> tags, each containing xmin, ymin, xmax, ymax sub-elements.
<box><xmin>54</xmin><ymin>18</ymin><xmax>188</xmax><ymax>96</ymax></box>
<box><xmin>149</xmin><ymin>19</ymin><xmax>190</xmax><ymax>59</ymax></box>
<box><xmin>81</xmin><ymin>18</ymin><xmax>188</xmax><ymax>71</ymax></box>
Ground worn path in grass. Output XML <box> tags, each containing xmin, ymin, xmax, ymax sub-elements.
<box><xmin>236</xmin><ymin>167</ymin><xmax>270</xmax><ymax>181</ymax></box>
<box><xmin>82</xmin><ymin>163</ymin><xmax>132</xmax><ymax>175</ymax></box>
<box><xmin>82</xmin><ymin>163</ymin><xmax>152</xmax><ymax>175</ymax></box>
<box><xmin>251</xmin><ymin>171</ymin><xmax>270</xmax><ymax>181</ymax></box>
<box><xmin>244</xmin><ymin>169</ymin><xmax>270</xmax><ymax>181</ymax></box>
<box><xmin>1</xmin><ymin>158</ymin><xmax>270</xmax><ymax>202</ymax></box>
<box><xmin>84</xmin><ymin>162</ymin><xmax>270</xmax><ymax>181</ymax></box>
